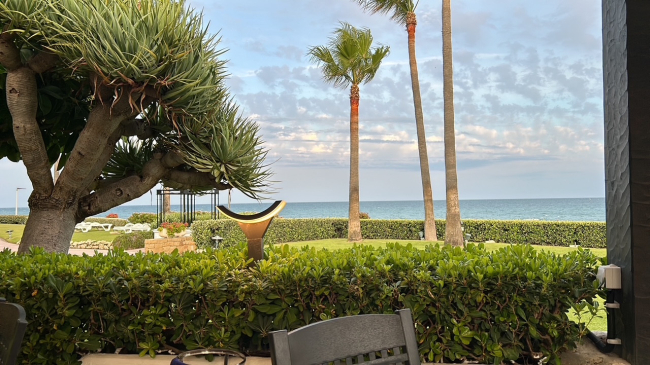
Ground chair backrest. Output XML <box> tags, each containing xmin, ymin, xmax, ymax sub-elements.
<box><xmin>269</xmin><ymin>309</ymin><xmax>420</xmax><ymax>365</ymax></box>
<box><xmin>0</xmin><ymin>298</ymin><xmax>28</xmax><ymax>365</ymax></box>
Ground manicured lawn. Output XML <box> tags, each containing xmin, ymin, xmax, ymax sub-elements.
<box><xmin>279</xmin><ymin>239</ymin><xmax>607</xmax><ymax>331</ymax></box>
<box><xmin>0</xmin><ymin>224</ymin><xmax>120</xmax><ymax>244</ymax></box>
<box><xmin>279</xmin><ymin>238</ymin><xmax>607</xmax><ymax>257</ymax></box>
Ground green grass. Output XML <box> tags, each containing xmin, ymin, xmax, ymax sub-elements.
<box><xmin>0</xmin><ymin>224</ymin><xmax>121</xmax><ymax>244</ymax></box>
<box><xmin>278</xmin><ymin>239</ymin><xmax>607</xmax><ymax>257</ymax></box>
<box><xmin>279</xmin><ymin>239</ymin><xmax>607</xmax><ymax>331</ymax></box>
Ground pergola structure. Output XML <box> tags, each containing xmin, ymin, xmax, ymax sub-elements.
<box><xmin>156</xmin><ymin>189</ymin><xmax>220</xmax><ymax>226</ymax></box>
<box><xmin>602</xmin><ymin>1</ymin><xmax>650</xmax><ymax>363</ymax></box>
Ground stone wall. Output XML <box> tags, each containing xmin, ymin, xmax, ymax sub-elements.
<box><xmin>144</xmin><ymin>238</ymin><xmax>197</xmax><ymax>254</ymax></box>
<box><xmin>70</xmin><ymin>240</ymin><xmax>113</xmax><ymax>250</ymax></box>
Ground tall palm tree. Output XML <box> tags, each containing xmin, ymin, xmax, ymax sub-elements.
<box><xmin>308</xmin><ymin>23</ymin><xmax>390</xmax><ymax>242</ymax></box>
<box><xmin>354</xmin><ymin>0</ymin><xmax>437</xmax><ymax>241</ymax></box>
<box><xmin>442</xmin><ymin>0</ymin><xmax>463</xmax><ymax>246</ymax></box>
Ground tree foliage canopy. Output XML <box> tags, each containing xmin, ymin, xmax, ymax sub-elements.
<box><xmin>353</xmin><ymin>0</ymin><xmax>418</xmax><ymax>25</ymax></box>
<box><xmin>0</xmin><ymin>0</ymin><xmax>272</xmax><ymax>252</ymax></box>
<box><xmin>308</xmin><ymin>22</ymin><xmax>390</xmax><ymax>89</ymax></box>
<box><xmin>0</xmin><ymin>0</ymin><xmax>271</xmax><ymax>206</ymax></box>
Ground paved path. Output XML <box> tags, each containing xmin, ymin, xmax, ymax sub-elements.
<box><xmin>0</xmin><ymin>238</ymin><xmax>144</xmax><ymax>256</ymax></box>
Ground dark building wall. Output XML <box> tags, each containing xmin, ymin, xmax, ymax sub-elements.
<box><xmin>603</xmin><ymin>0</ymin><xmax>650</xmax><ymax>363</ymax></box>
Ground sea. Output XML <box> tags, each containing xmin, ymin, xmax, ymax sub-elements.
<box><xmin>0</xmin><ymin>198</ymin><xmax>605</xmax><ymax>222</ymax></box>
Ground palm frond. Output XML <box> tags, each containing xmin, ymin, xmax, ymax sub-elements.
<box><xmin>308</xmin><ymin>22</ymin><xmax>390</xmax><ymax>89</ymax></box>
<box><xmin>354</xmin><ymin>0</ymin><xmax>417</xmax><ymax>25</ymax></box>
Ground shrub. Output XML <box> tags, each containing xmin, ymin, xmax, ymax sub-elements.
<box><xmin>0</xmin><ymin>244</ymin><xmax>599</xmax><ymax>364</ymax></box>
<box><xmin>192</xmin><ymin>218</ymin><xmax>605</xmax><ymax>248</ymax></box>
<box><xmin>359</xmin><ymin>212</ymin><xmax>370</xmax><ymax>219</ymax></box>
<box><xmin>111</xmin><ymin>231</ymin><xmax>154</xmax><ymax>250</ymax></box>
<box><xmin>128</xmin><ymin>212</ymin><xmax>158</xmax><ymax>225</ymax></box>
<box><xmin>0</xmin><ymin>215</ymin><xmax>28</xmax><ymax>224</ymax></box>
<box><xmin>85</xmin><ymin>217</ymin><xmax>128</xmax><ymax>226</ymax></box>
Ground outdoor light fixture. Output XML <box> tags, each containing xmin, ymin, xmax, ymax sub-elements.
<box><xmin>15</xmin><ymin>188</ymin><xmax>25</xmax><ymax>215</ymax></box>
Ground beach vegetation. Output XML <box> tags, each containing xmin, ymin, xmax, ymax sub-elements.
<box><xmin>0</xmin><ymin>243</ymin><xmax>600</xmax><ymax>364</ymax></box>
<box><xmin>308</xmin><ymin>23</ymin><xmax>390</xmax><ymax>242</ymax></box>
<box><xmin>353</xmin><ymin>0</ymin><xmax>438</xmax><ymax>242</ymax></box>
<box><xmin>0</xmin><ymin>0</ymin><xmax>271</xmax><ymax>254</ymax></box>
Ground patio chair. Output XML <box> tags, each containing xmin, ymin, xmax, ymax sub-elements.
<box><xmin>269</xmin><ymin>309</ymin><xmax>420</xmax><ymax>365</ymax></box>
<box><xmin>0</xmin><ymin>298</ymin><xmax>28</xmax><ymax>365</ymax></box>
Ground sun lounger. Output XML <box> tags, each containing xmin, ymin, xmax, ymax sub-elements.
<box><xmin>113</xmin><ymin>223</ymin><xmax>151</xmax><ymax>234</ymax></box>
<box><xmin>130</xmin><ymin>223</ymin><xmax>151</xmax><ymax>232</ymax></box>
<box><xmin>113</xmin><ymin>223</ymin><xmax>134</xmax><ymax>233</ymax></box>
<box><xmin>89</xmin><ymin>222</ymin><xmax>113</xmax><ymax>231</ymax></box>
<box><xmin>74</xmin><ymin>222</ymin><xmax>93</xmax><ymax>233</ymax></box>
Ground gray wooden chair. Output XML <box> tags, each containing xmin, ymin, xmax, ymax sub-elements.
<box><xmin>0</xmin><ymin>298</ymin><xmax>27</xmax><ymax>365</ymax></box>
<box><xmin>269</xmin><ymin>309</ymin><xmax>420</xmax><ymax>365</ymax></box>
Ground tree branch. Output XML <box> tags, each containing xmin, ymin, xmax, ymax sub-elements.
<box><xmin>76</xmin><ymin>151</ymin><xmax>186</xmax><ymax>219</ymax></box>
<box><xmin>79</xmin><ymin>125</ymin><xmax>126</xmax><ymax>194</ymax></box>
<box><xmin>165</xmin><ymin>170</ymin><xmax>231</xmax><ymax>190</ymax></box>
<box><xmin>54</xmin><ymin>89</ymin><xmax>138</xmax><ymax>201</ymax></box>
<box><xmin>27</xmin><ymin>51</ymin><xmax>59</xmax><ymax>74</ymax></box>
<box><xmin>0</xmin><ymin>33</ymin><xmax>22</xmax><ymax>71</ymax></box>
<box><xmin>122</xmin><ymin>118</ymin><xmax>154</xmax><ymax>139</ymax></box>
<box><xmin>7</xmin><ymin>66</ymin><xmax>54</xmax><ymax>195</ymax></box>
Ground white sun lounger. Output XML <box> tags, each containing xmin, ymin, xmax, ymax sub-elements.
<box><xmin>113</xmin><ymin>223</ymin><xmax>134</xmax><ymax>233</ymax></box>
<box><xmin>74</xmin><ymin>222</ymin><xmax>113</xmax><ymax>232</ymax></box>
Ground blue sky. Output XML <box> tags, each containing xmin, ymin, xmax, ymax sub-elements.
<box><xmin>0</xmin><ymin>0</ymin><xmax>605</xmax><ymax>208</ymax></box>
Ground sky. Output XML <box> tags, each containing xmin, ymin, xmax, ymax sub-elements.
<box><xmin>0</xmin><ymin>0</ymin><xmax>605</xmax><ymax>208</ymax></box>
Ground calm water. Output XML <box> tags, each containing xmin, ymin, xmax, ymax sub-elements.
<box><xmin>0</xmin><ymin>198</ymin><xmax>605</xmax><ymax>221</ymax></box>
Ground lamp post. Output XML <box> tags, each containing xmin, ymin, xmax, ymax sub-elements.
<box><xmin>15</xmin><ymin>188</ymin><xmax>25</xmax><ymax>215</ymax></box>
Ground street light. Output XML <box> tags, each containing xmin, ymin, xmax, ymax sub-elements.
<box><xmin>15</xmin><ymin>187</ymin><xmax>25</xmax><ymax>215</ymax></box>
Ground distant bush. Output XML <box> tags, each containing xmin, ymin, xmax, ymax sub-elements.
<box><xmin>128</xmin><ymin>212</ymin><xmax>157</xmax><ymax>226</ymax></box>
<box><xmin>112</xmin><ymin>231</ymin><xmax>154</xmax><ymax>250</ymax></box>
<box><xmin>85</xmin><ymin>217</ymin><xmax>128</xmax><ymax>226</ymax></box>
<box><xmin>0</xmin><ymin>215</ymin><xmax>28</xmax><ymax>224</ymax></box>
<box><xmin>192</xmin><ymin>218</ymin><xmax>606</xmax><ymax>248</ymax></box>
<box><xmin>359</xmin><ymin>212</ymin><xmax>370</xmax><ymax>219</ymax></box>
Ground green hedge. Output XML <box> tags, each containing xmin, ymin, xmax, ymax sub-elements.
<box><xmin>0</xmin><ymin>244</ymin><xmax>599</xmax><ymax>364</ymax></box>
<box><xmin>85</xmin><ymin>217</ymin><xmax>129</xmax><ymax>226</ymax></box>
<box><xmin>128</xmin><ymin>212</ymin><xmax>221</xmax><ymax>229</ymax></box>
<box><xmin>112</xmin><ymin>231</ymin><xmax>154</xmax><ymax>250</ymax></box>
<box><xmin>192</xmin><ymin>218</ymin><xmax>606</xmax><ymax>248</ymax></box>
<box><xmin>0</xmin><ymin>215</ymin><xmax>28</xmax><ymax>224</ymax></box>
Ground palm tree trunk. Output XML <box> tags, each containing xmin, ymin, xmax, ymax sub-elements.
<box><xmin>348</xmin><ymin>84</ymin><xmax>362</xmax><ymax>242</ymax></box>
<box><xmin>442</xmin><ymin>0</ymin><xmax>463</xmax><ymax>247</ymax></box>
<box><xmin>406</xmin><ymin>12</ymin><xmax>437</xmax><ymax>241</ymax></box>
<box><xmin>163</xmin><ymin>187</ymin><xmax>172</xmax><ymax>213</ymax></box>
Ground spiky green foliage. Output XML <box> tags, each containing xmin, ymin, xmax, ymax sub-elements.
<box><xmin>354</xmin><ymin>0</ymin><xmax>418</xmax><ymax>25</ymax></box>
<box><xmin>102</xmin><ymin>137</ymin><xmax>155</xmax><ymax>184</ymax></box>
<box><xmin>40</xmin><ymin>0</ymin><xmax>227</xmax><ymax>121</ymax></box>
<box><xmin>308</xmin><ymin>22</ymin><xmax>390</xmax><ymax>88</ymax></box>
<box><xmin>176</xmin><ymin>102</ymin><xmax>272</xmax><ymax>197</ymax></box>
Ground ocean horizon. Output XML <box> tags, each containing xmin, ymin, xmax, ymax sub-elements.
<box><xmin>0</xmin><ymin>197</ymin><xmax>606</xmax><ymax>222</ymax></box>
